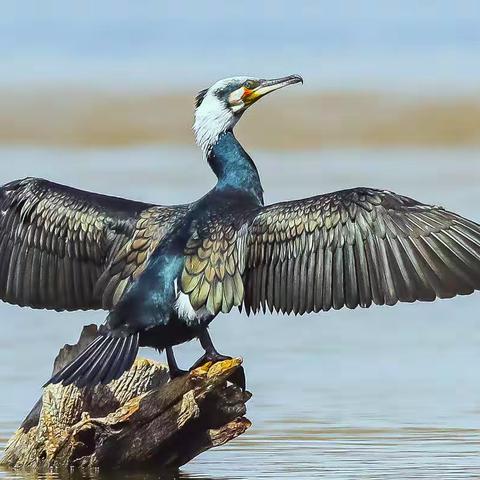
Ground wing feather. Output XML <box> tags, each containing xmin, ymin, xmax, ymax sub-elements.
<box><xmin>0</xmin><ymin>177</ymin><xmax>185</xmax><ymax>311</ymax></box>
<box><xmin>242</xmin><ymin>188</ymin><xmax>480</xmax><ymax>314</ymax></box>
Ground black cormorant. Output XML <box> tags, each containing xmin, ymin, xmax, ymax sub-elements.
<box><xmin>1</xmin><ymin>75</ymin><xmax>480</xmax><ymax>387</ymax></box>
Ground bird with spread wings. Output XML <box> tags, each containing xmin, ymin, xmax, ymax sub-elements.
<box><xmin>1</xmin><ymin>75</ymin><xmax>479</xmax><ymax>388</ymax></box>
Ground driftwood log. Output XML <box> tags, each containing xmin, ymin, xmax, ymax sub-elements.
<box><xmin>1</xmin><ymin>325</ymin><xmax>251</xmax><ymax>471</ymax></box>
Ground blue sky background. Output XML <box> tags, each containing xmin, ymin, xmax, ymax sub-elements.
<box><xmin>1</xmin><ymin>0</ymin><xmax>480</xmax><ymax>92</ymax></box>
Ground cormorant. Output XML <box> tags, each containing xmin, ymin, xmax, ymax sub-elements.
<box><xmin>1</xmin><ymin>75</ymin><xmax>480</xmax><ymax>388</ymax></box>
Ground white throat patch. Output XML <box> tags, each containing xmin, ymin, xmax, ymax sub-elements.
<box><xmin>193</xmin><ymin>93</ymin><xmax>235</xmax><ymax>153</ymax></box>
<box><xmin>193</xmin><ymin>77</ymin><xmax>249</xmax><ymax>153</ymax></box>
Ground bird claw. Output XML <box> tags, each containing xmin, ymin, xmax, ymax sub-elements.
<box><xmin>189</xmin><ymin>352</ymin><xmax>232</xmax><ymax>371</ymax></box>
<box><xmin>189</xmin><ymin>353</ymin><xmax>246</xmax><ymax>391</ymax></box>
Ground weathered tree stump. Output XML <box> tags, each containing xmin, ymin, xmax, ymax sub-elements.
<box><xmin>1</xmin><ymin>325</ymin><xmax>251</xmax><ymax>471</ymax></box>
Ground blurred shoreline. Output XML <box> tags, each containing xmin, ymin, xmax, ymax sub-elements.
<box><xmin>2</xmin><ymin>88</ymin><xmax>480</xmax><ymax>149</ymax></box>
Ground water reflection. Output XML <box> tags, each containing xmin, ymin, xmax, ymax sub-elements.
<box><xmin>0</xmin><ymin>462</ymin><xmax>242</xmax><ymax>480</ymax></box>
<box><xmin>0</xmin><ymin>467</ymin><xmax>224</xmax><ymax>480</ymax></box>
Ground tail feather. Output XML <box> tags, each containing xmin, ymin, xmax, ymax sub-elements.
<box><xmin>74</xmin><ymin>338</ymin><xmax>118</xmax><ymax>388</ymax></box>
<box><xmin>59</xmin><ymin>337</ymin><xmax>108</xmax><ymax>385</ymax></box>
<box><xmin>44</xmin><ymin>332</ymin><xmax>140</xmax><ymax>388</ymax></box>
<box><xmin>47</xmin><ymin>335</ymin><xmax>109</xmax><ymax>385</ymax></box>
<box><xmin>90</xmin><ymin>336</ymin><xmax>126</xmax><ymax>386</ymax></box>
<box><xmin>103</xmin><ymin>335</ymin><xmax>139</xmax><ymax>385</ymax></box>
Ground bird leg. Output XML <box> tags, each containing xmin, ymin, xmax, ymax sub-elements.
<box><xmin>190</xmin><ymin>328</ymin><xmax>231</xmax><ymax>370</ymax></box>
<box><xmin>165</xmin><ymin>347</ymin><xmax>188</xmax><ymax>379</ymax></box>
<box><xmin>190</xmin><ymin>328</ymin><xmax>246</xmax><ymax>390</ymax></box>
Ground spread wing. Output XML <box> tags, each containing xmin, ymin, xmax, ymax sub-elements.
<box><xmin>242</xmin><ymin>188</ymin><xmax>480</xmax><ymax>315</ymax></box>
<box><xmin>0</xmin><ymin>178</ymin><xmax>185</xmax><ymax>311</ymax></box>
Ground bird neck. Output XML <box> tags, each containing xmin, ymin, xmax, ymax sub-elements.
<box><xmin>207</xmin><ymin>130</ymin><xmax>264</xmax><ymax>205</ymax></box>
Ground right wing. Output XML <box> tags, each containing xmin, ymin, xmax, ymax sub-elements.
<box><xmin>0</xmin><ymin>177</ymin><xmax>185</xmax><ymax>311</ymax></box>
<box><xmin>242</xmin><ymin>188</ymin><xmax>480</xmax><ymax>314</ymax></box>
<box><xmin>180</xmin><ymin>187</ymin><xmax>480</xmax><ymax>318</ymax></box>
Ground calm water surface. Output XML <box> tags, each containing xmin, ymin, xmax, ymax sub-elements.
<box><xmin>0</xmin><ymin>146</ymin><xmax>480</xmax><ymax>478</ymax></box>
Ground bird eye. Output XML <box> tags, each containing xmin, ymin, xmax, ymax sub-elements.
<box><xmin>244</xmin><ymin>80</ymin><xmax>256</xmax><ymax>90</ymax></box>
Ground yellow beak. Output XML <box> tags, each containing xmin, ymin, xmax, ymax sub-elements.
<box><xmin>243</xmin><ymin>75</ymin><xmax>303</xmax><ymax>106</ymax></box>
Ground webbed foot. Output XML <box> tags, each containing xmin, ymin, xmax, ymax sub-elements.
<box><xmin>191</xmin><ymin>328</ymin><xmax>246</xmax><ymax>390</ymax></box>
<box><xmin>189</xmin><ymin>352</ymin><xmax>246</xmax><ymax>391</ymax></box>
<box><xmin>189</xmin><ymin>351</ymin><xmax>232</xmax><ymax>371</ymax></box>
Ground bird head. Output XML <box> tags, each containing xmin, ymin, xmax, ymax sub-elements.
<box><xmin>194</xmin><ymin>75</ymin><xmax>303</xmax><ymax>152</ymax></box>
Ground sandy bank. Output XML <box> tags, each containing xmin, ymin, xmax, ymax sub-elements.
<box><xmin>1</xmin><ymin>89</ymin><xmax>480</xmax><ymax>149</ymax></box>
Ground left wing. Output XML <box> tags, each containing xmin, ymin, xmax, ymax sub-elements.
<box><xmin>0</xmin><ymin>178</ymin><xmax>186</xmax><ymax>311</ymax></box>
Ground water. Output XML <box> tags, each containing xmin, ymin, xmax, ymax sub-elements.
<box><xmin>0</xmin><ymin>145</ymin><xmax>480</xmax><ymax>478</ymax></box>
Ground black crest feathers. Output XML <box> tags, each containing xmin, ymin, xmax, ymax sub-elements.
<box><xmin>195</xmin><ymin>88</ymin><xmax>208</xmax><ymax>108</ymax></box>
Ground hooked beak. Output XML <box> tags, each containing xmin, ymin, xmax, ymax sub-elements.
<box><xmin>243</xmin><ymin>75</ymin><xmax>303</xmax><ymax>106</ymax></box>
